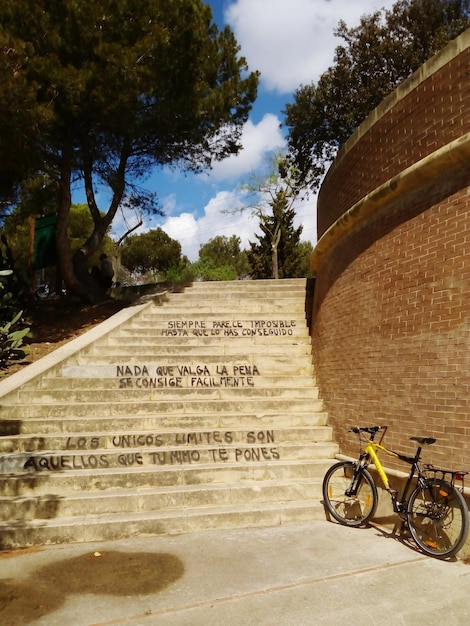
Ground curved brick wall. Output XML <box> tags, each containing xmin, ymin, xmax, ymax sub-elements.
<box><xmin>311</xmin><ymin>29</ymin><xmax>470</xmax><ymax>470</ymax></box>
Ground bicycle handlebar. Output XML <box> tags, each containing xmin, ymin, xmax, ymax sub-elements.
<box><xmin>348</xmin><ymin>425</ymin><xmax>387</xmax><ymax>436</ymax></box>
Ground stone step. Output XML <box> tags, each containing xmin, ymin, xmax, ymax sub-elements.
<box><xmin>164</xmin><ymin>278</ymin><xmax>303</xmax><ymax>288</ymax></box>
<box><xmin>0</xmin><ymin>498</ymin><xmax>326</xmax><ymax>549</ymax></box>
<box><xmin>173</xmin><ymin>285</ymin><xmax>306</xmax><ymax>296</ymax></box>
<box><xmin>81</xmin><ymin>343</ymin><xmax>313</xmax><ymax>357</ymax></box>
<box><xmin>161</xmin><ymin>286</ymin><xmax>305</xmax><ymax>296</ymax></box>
<box><xmin>0</xmin><ymin>411</ymin><xmax>328</xmax><ymax>436</ymax></box>
<box><xmin>13</xmin><ymin>386</ymin><xmax>320</xmax><ymax>405</ymax></box>
<box><xmin>140</xmin><ymin>305</ymin><xmax>306</xmax><ymax>316</ymax></box>
<box><xmin>109</xmin><ymin>334</ymin><xmax>308</xmax><ymax>346</ymax></box>
<box><xmin>151</xmin><ymin>310</ymin><xmax>305</xmax><ymax>321</ymax></box>
<box><xmin>0</xmin><ymin>397</ymin><xmax>324</xmax><ymax>417</ymax></box>
<box><xmin>60</xmin><ymin>360</ymin><xmax>315</xmax><ymax>377</ymax></box>
<box><xmin>163</xmin><ymin>283</ymin><xmax>305</xmax><ymax>294</ymax></box>
<box><xmin>0</xmin><ymin>478</ymin><xmax>324</xmax><ymax>522</ymax></box>
<box><xmin>65</xmin><ymin>355</ymin><xmax>314</xmax><ymax>374</ymax></box>
<box><xmin>80</xmin><ymin>354</ymin><xmax>313</xmax><ymax>368</ymax></box>
<box><xmin>181</xmin><ymin>278</ymin><xmax>305</xmax><ymax>289</ymax></box>
<box><xmin>145</xmin><ymin>289</ymin><xmax>305</xmax><ymax>303</ymax></box>
<box><xmin>99</xmin><ymin>330</ymin><xmax>311</xmax><ymax>346</ymax></box>
<box><xmin>4</xmin><ymin>441</ymin><xmax>338</xmax><ymax>476</ymax></box>
<box><xmin>145</xmin><ymin>299</ymin><xmax>305</xmax><ymax>308</ymax></box>
<box><xmin>100</xmin><ymin>334</ymin><xmax>309</xmax><ymax>346</ymax></box>
<box><xmin>131</xmin><ymin>310</ymin><xmax>306</xmax><ymax>319</ymax></box>
<box><xmin>24</xmin><ymin>373</ymin><xmax>317</xmax><ymax>391</ymax></box>
<box><xmin>0</xmin><ymin>459</ymin><xmax>333</xmax><ymax>496</ymax></box>
<box><xmin>0</xmin><ymin>425</ymin><xmax>333</xmax><ymax>453</ymax></box>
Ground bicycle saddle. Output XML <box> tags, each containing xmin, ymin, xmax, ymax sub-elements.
<box><xmin>410</xmin><ymin>436</ymin><xmax>436</xmax><ymax>445</ymax></box>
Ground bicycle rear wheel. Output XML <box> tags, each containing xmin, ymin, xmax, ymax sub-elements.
<box><xmin>407</xmin><ymin>478</ymin><xmax>469</xmax><ymax>558</ymax></box>
<box><xmin>322</xmin><ymin>461</ymin><xmax>378</xmax><ymax>527</ymax></box>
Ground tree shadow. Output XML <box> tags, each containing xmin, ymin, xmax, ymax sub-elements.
<box><xmin>0</xmin><ymin>550</ymin><xmax>184</xmax><ymax>625</ymax></box>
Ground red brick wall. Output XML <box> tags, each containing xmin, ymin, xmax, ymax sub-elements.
<box><xmin>312</xmin><ymin>31</ymin><xmax>470</xmax><ymax>471</ymax></box>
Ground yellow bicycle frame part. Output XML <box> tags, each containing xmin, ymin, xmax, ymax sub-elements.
<box><xmin>364</xmin><ymin>441</ymin><xmax>399</xmax><ymax>491</ymax></box>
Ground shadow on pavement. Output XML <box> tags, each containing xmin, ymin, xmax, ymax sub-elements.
<box><xmin>0</xmin><ymin>550</ymin><xmax>184</xmax><ymax>625</ymax></box>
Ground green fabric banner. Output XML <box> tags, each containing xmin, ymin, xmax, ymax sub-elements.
<box><xmin>33</xmin><ymin>214</ymin><xmax>57</xmax><ymax>270</ymax></box>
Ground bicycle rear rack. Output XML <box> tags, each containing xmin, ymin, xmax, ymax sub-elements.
<box><xmin>422</xmin><ymin>464</ymin><xmax>468</xmax><ymax>493</ymax></box>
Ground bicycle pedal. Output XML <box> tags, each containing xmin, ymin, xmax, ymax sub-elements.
<box><xmin>388</xmin><ymin>489</ymin><xmax>398</xmax><ymax>497</ymax></box>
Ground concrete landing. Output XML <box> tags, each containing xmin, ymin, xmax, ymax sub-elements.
<box><xmin>1</xmin><ymin>520</ymin><xmax>469</xmax><ymax>625</ymax></box>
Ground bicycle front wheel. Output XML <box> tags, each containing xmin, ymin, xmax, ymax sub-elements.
<box><xmin>322</xmin><ymin>461</ymin><xmax>378</xmax><ymax>527</ymax></box>
<box><xmin>407</xmin><ymin>478</ymin><xmax>469</xmax><ymax>558</ymax></box>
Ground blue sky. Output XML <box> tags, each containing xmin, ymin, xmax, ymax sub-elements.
<box><xmin>108</xmin><ymin>0</ymin><xmax>397</xmax><ymax>261</ymax></box>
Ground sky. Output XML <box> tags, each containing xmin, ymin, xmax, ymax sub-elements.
<box><xmin>108</xmin><ymin>0</ymin><xmax>398</xmax><ymax>261</ymax></box>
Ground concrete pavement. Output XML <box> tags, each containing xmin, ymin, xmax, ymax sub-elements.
<box><xmin>1</xmin><ymin>520</ymin><xmax>469</xmax><ymax>625</ymax></box>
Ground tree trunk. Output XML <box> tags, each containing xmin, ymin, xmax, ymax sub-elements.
<box><xmin>272</xmin><ymin>243</ymin><xmax>279</xmax><ymax>279</ymax></box>
<box><xmin>55</xmin><ymin>142</ymin><xmax>106</xmax><ymax>304</ymax></box>
<box><xmin>271</xmin><ymin>225</ymin><xmax>281</xmax><ymax>279</ymax></box>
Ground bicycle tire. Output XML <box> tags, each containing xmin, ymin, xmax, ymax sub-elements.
<box><xmin>322</xmin><ymin>461</ymin><xmax>378</xmax><ymax>527</ymax></box>
<box><xmin>407</xmin><ymin>478</ymin><xmax>469</xmax><ymax>558</ymax></box>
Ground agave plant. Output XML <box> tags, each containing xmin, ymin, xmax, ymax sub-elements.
<box><xmin>0</xmin><ymin>269</ymin><xmax>31</xmax><ymax>373</ymax></box>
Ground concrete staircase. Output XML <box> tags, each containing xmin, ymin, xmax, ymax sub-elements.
<box><xmin>0</xmin><ymin>279</ymin><xmax>337</xmax><ymax>548</ymax></box>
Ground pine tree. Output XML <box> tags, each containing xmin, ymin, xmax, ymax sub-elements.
<box><xmin>285</xmin><ymin>0</ymin><xmax>470</xmax><ymax>190</ymax></box>
<box><xmin>0</xmin><ymin>0</ymin><xmax>258</xmax><ymax>302</ymax></box>
<box><xmin>248</xmin><ymin>190</ymin><xmax>304</xmax><ymax>279</ymax></box>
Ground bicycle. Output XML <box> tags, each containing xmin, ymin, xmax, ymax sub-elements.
<box><xmin>322</xmin><ymin>426</ymin><xmax>469</xmax><ymax>558</ymax></box>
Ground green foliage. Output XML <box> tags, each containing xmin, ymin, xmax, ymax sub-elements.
<box><xmin>165</xmin><ymin>260</ymin><xmax>195</xmax><ymax>285</ymax></box>
<box><xmin>0</xmin><ymin>0</ymin><xmax>259</xmax><ymax>299</ymax></box>
<box><xmin>235</xmin><ymin>153</ymin><xmax>308</xmax><ymax>279</ymax></box>
<box><xmin>198</xmin><ymin>235</ymin><xmax>251</xmax><ymax>280</ymax></box>
<box><xmin>69</xmin><ymin>205</ymin><xmax>114</xmax><ymax>267</ymax></box>
<box><xmin>0</xmin><ymin>234</ymin><xmax>29</xmax><ymax>308</ymax></box>
<box><xmin>284</xmin><ymin>0</ymin><xmax>470</xmax><ymax>189</ymax></box>
<box><xmin>120</xmin><ymin>228</ymin><xmax>182</xmax><ymax>279</ymax></box>
<box><xmin>191</xmin><ymin>259</ymin><xmax>238</xmax><ymax>282</ymax></box>
<box><xmin>1</xmin><ymin>204</ymin><xmax>114</xmax><ymax>283</ymax></box>
<box><xmin>247</xmin><ymin>190</ymin><xmax>305</xmax><ymax>279</ymax></box>
<box><xmin>296</xmin><ymin>241</ymin><xmax>314</xmax><ymax>277</ymax></box>
<box><xmin>0</xmin><ymin>247</ymin><xmax>30</xmax><ymax>373</ymax></box>
<box><xmin>0</xmin><ymin>307</ymin><xmax>30</xmax><ymax>371</ymax></box>
<box><xmin>0</xmin><ymin>0</ymin><xmax>259</xmax><ymax>187</ymax></box>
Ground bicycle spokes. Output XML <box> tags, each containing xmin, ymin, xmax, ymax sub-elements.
<box><xmin>322</xmin><ymin>462</ymin><xmax>378</xmax><ymax>527</ymax></box>
<box><xmin>407</xmin><ymin>479</ymin><xmax>468</xmax><ymax>557</ymax></box>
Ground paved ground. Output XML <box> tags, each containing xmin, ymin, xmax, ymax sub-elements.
<box><xmin>1</xmin><ymin>520</ymin><xmax>469</xmax><ymax>625</ymax></box>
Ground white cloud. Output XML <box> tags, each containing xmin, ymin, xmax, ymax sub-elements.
<box><xmin>226</xmin><ymin>0</ymin><xmax>397</xmax><ymax>93</ymax></box>
<box><xmin>160</xmin><ymin>193</ymin><xmax>177</xmax><ymax>216</ymax></box>
<box><xmin>111</xmin><ymin>183</ymin><xmax>318</xmax><ymax>264</ymax></box>
<box><xmin>207</xmin><ymin>113</ymin><xmax>286</xmax><ymax>182</ymax></box>
<box><xmin>160</xmin><ymin>189</ymin><xmax>261</xmax><ymax>261</ymax></box>
<box><xmin>159</xmin><ymin>188</ymin><xmax>318</xmax><ymax>263</ymax></box>
<box><xmin>294</xmin><ymin>196</ymin><xmax>318</xmax><ymax>246</ymax></box>
<box><xmin>110</xmin><ymin>0</ymin><xmax>396</xmax><ymax>266</ymax></box>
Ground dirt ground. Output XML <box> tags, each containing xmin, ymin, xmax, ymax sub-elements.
<box><xmin>2</xmin><ymin>297</ymin><xmax>126</xmax><ymax>379</ymax></box>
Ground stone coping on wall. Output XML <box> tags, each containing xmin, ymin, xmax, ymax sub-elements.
<box><xmin>323</xmin><ymin>28</ymin><xmax>470</xmax><ymax>186</ymax></box>
<box><xmin>310</xmin><ymin>131</ymin><xmax>470</xmax><ymax>275</ymax></box>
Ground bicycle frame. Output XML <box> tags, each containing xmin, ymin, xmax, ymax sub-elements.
<box><xmin>362</xmin><ymin>438</ymin><xmax>424</xmax><ymax>514</ymax></box>
<box><xmin>363</xmin><ymin>441</ymin><xmax>395</xmax><ymax>489</ymax></box>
